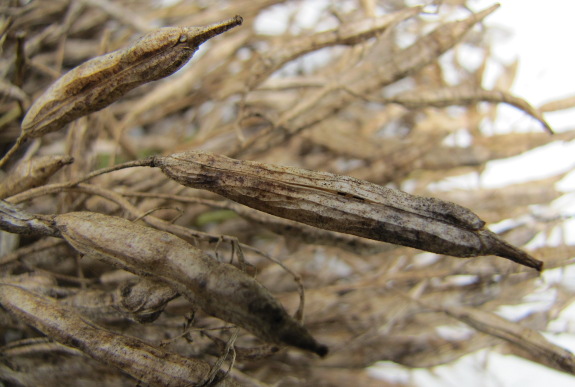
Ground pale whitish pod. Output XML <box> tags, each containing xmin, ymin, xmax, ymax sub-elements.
<box><xmin>20</xmin><ymin>16</ymin><xmax>243</xmax><ymax>139</ymax></box>
<box><xmin>53</xmin><ymin>211</ymin><xmax>328</xmax><ymax>356</ymax></box>
<box><xmin>152</xmin><ymin>151</ymin><xmax>542</xmax><ymax>270</ymax></box>
<box><xmin>0</xmin><ymin>284</ymin><xmax>240</xmax><ymax>386</ymax></box>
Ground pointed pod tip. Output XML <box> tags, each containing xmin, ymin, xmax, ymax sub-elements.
<box><xmin>480</xmin><ymin>230</ymin><xmax>544</xmax><ymax>271</ymax></box>
<box><xmin>276</xmin><ymin>319</ymin><xmax>329</xmax><ymax>357</ymax></box>
<box><xmin>475</xmin><ymin>3</ymin><xmax>500</xmax><ymax>20</ymax></box>
<box><xmin>502</xmin><ymin>246</ymin><xmax>544</xmax><ymax>272</ymax></box>
<box><xmin>232</xmin><ymin>15</ymin><xmax>243</xmax><ymax>26</ymax></box>
<box><xmin>213</xmin><ymin>14</ymin><xmax>243</xmax><ymax>31</ymax></box>
<box><xmin>315</xmin><ymin>343</ymin><xmax>329</xmax><ymax>357</ymax></box>
<box><xmin>186</xmin><ymin>15</ymin><xmax>244</xmax><ymax>47</ymax></box>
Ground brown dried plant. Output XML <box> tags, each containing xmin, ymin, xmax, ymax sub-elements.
<box><xmin>0</xmin><ymin>1</ymin><xmax>573</xmax><ymax>386</ymax></box>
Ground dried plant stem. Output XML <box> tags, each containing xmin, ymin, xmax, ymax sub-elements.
<box><xmin>0</xmin><ymin>136</ymin><xmax>25</xmax><ymax>169</ymax></box>
<box><xmin>6</xmin><ymin>158</ymin><xmax>153</xmax><ymax>203</ymax></box>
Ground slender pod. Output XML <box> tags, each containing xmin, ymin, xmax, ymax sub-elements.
<box><xmin>152</xmin><ymin>150</ymin><xmax>542</xmax><ymax>270</ymax></box>
<box><xmin>0</xmin><ymin>284</ymin><xmax>239</xmax><ymax>386</ymax></box>
<box><xmin>0</xmin><ymin>16</ymin><xmax>242</xmax><ymax>168</ymax></box>
<box><xmin>21</xmin><ymin>16</ymin><xmax>243</xmax><ymax>138</ymax></box>
<box><xmin>0</xmin><ymin>155</ymin><xmax>73</xmax><ymax>199</ymax></box>
<box><xmin>247</xmin><ymin>7</ymin><xmax>422</xmax><ymax>89</ymax></box>
<box><xmin>53</xmin><ymin>211</ymin><xmax>328</xmax><ymax>356</ymax></box>
<box><xmin>385</xmin><ymin>86</ymin><xmax>553</xmax><ymax>134</ymax></box>
<box><xmin>233</xmin><ymin>5</ymin><xmax>500</xmax><ymax>158</ymax></box>
<box><xmin>0</xmin><ymin>200</ymin><xmax>57</xmax><ymax>237</ymax></box>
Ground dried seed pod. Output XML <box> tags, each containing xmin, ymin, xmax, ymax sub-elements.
<box><xmin>0</xmin><ymin>284</ymin><xmax>239</xmax><ymax>386</ymax></box>
<box><xmin>0</xmin><ymin>200</ymin><xmax>57</xmax><ymax>237</ymax></box>
<box><xmin>117</xmin><ymin>278</ymin><xmax>179</xmax><ymax>323</ymax></box>
<box><xmin>61</xmin><ymin>278</ymin><xmax>177</xmax><ymax>323</ymax></box>
<box><xmin>247</xmin><ymin>7</ymin><xmax>422</xmax><ymax>89</ymax></box>
<box><xmin>441</xmin><ymin>306</ymin><xmax>575</xmax><ymax>374</ymax></box>
<box><xmin>53</xmin><ymin>211</ymin><xmax>328</xmax><ymax>356</ymax></box>
<box><xmin>226</xmin><ymin>201</ymin><xmax>394</xmax><ymax>255</ymax></box>
<box><xmin>234</xmin><ymin>5</ymin><xmax>500</xmax><ymax>158</ymax></box>
<box><xmin>0</xmin><ymin>155</ymin><xmax>73</xmax><ymax>199</ymax></box>
<box><xmin>152</xmin><ymin>151</ymin><xmax>542</xmax><ymax>270</ymax></box>
<box><xmin>20</xmin><ymin>16</ymin><xmax>243</xmax><ymax>139</ymax></box>
<box><xmin>385</xmin><ymin>86</ymin><xmax>553</xmax><ymax>134</ymax></box>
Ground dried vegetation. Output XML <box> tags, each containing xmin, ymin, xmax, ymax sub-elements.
<box><xmin>0</xmin><ymin>1</ymin><xmax>574</xmax><ymax>386</ymax></box>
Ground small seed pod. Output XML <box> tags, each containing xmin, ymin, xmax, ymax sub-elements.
<box><xmin>117</xmin><ymin>278</ymin><xmax>179</xmax><ymax>323</ymax></box>
<box><xmin>21</xmin><ymin>16</ymin><xmax>243</xmax><ymax>139</ymax></box>
<box><xmin>0</xmin><ymin>200</ymin><xmax>58</xmax><ymax>237</ymax></box>
<box><xmin>0</xmin><ymin>155</ymin><xmax>73</xmax><ymax>199</ymax></box>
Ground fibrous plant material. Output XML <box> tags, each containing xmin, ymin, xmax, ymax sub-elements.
<box><xmin>1</xmin><ymin>1</ymin><xmax>573</xmax><ymax>386</ymax></box>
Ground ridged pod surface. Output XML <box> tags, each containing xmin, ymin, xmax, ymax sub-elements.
<box><xmin>153</xmin><ymin>151</ymin><xmax>542</xmax><ymax>270</ymax></box>
<box><xmin>21</xmin><ymin>16</ymin><xmax>243</xmax><ymax>138</ymax></box>
<box><xmin>54</xmin><ymin>211</ymin><xmax>328</xmax><ymax>356</ymax></box>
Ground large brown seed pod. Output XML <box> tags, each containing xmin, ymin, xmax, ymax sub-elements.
<box><xmin>53</xmin><ymin>211</ymin><xmax>328</xmax><ymax>356</ymax></box>
<box><xmin>152</xmin><ymin>151</ymin><xmax>542</xmax><ymax>270</ymax></box>
<box><xmin>20</xmin><ymin>16</ymin><xmax>243</xmax><ymax>139</ymax></box>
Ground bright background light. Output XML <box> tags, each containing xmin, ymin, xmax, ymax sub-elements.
<box><xmin>372</xmin><ymin>2</ymin><xmax>575</xmax><ymax>386</ymax></box>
